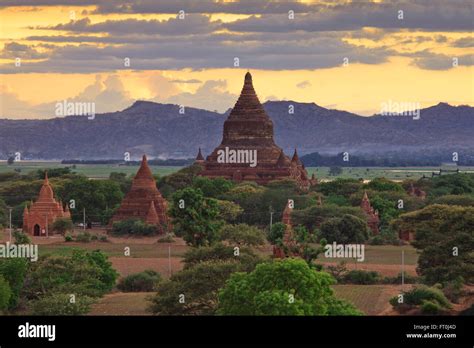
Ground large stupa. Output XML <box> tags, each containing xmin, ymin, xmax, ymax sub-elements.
<box><xmin>195</xmin><ymin>72</ymin><xmax>314</xmax><ymax>190</ymax></box>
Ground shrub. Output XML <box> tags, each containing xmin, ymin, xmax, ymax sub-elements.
<box><xmin>76</xmin><ymin>232</ymin><xmax>91</xmax><ymax>243</ymax></box>
<box><xmin>343</xmin><ymin>270</ymin><xmax>381</xmax><ymax>285</ymax></box>
<box><xmin>0</xmin><ymin>258</ymin><xmax>28</xmax><ymax>309</ymax></box>
<box><xmin>420</xmin><ymin>300</ymin><xmax>442</xmax><ymax>315</ymax></box>
<box><xmin>320</xmin><ymin>214</ymin><xmax>369</xmax><ymax>244</ymax></box>
<box><xmin>390</xmin><ymin>285</ymin><xmax>452</xmax><ymax>313</ymax></box>
<box><xmin>51</xmin><ymin>218</ymin><xmax>73</xmax><ymax>235</ymax></box>
<box><xmin>219</xmin><ymin>223</ymin><xmax>265</xmax><ymax>246</ymax></box>
<box><xmin>31</xmin><ymin>293</ymin><xmax>95</xmax><ymax>315</ymax></box>
<box><xmin>13</xmin><ymin>230</ymin><xmax>31</xmax><ymax>244</ymax></box>
<box><xmin>99</xmin><ymin>235</ymin><xmax>108</xmax><ymax>242</ymax></box>
<box><xmin>0</xmin><ymin>275</ymin><xmax>12</xmax><ymax>313</ymax></box>
<box><xmin>382</xmin><ymin>273</ymin><xmax>420</xmax><ymax>284</ymax></box>
<box><xmin>157</xmin><ymin>233</ymin><xmax>175</xmax><ymax>243</ymax></box>
<box><xmin>91</xmin><ymin>235</ymin><xmax>98</xmax><ymax>241</ymax></box>
<box><xmin>117</xmin><ymin>270</ymin><xmax>162</xmax><ymax>292</ymax></box>
<box><xmin>64</xmin><ymin>234</ymin><xmax>73</xmax><ymax>242</ymax></box>
<box><xmin>404</xmin><ymin>286</ymin><xmax>451</xmax><ymax>308</ymax></box>
<box><xmin>25</xmin><ymin>250</ymin><xmax>118</xmax><ymax>299</ymax></box>
<box><xmin>442</xmin><ymin>277</ymin><xmax>464</xmax><ymax>303</ymax></box>
<box><xmin>112</xmin><ymin>219</ymin><xmax>158</xmax><ymax>236</ymax></box>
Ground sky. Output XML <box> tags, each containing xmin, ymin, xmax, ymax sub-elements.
<box><xmin>0</xmin><ymin>0</ymin><xmax>473</xmax><ymax>119</ymax></box>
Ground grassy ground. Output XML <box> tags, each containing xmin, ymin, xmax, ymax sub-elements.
<box><xmin>0</xmin><ymin>161</ymin><xmax>180</xmax><ymax>179</ymax></box>
<box><xmin>89</xmin><ymin>292</ymin><xmax>152</xmax><ymax>316</ymax></box>
<box><xmin>2</xmin><ymin>161</ymin><xmax>473</xmax><ymax>180</ymax></box>
<box><xmin>38</xmin><ymin>241</ymin><xmax>189</xmax><ymax>258</ymax></box>
<box><xmin>317</xmin><ymin>244</ymin><xmax>419</xmax><ymax>265</ymax></box>
<box><xmin>307</xmin><ymin>166</ymin><xmax>474</xmax><ymax>181</ymax></box>
<box><xmin>332</xmin><ymin>284</ymin><xmax>403</xmax><ymax>315</ymax></box>
<box><xmin>88</xmin><ymin>284</ymin><xmax>403</xmax><ymax>316</ymax></box>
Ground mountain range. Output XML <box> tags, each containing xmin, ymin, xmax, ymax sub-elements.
<box><xmin>0</xmin><ymin>101</ymin><xmax>472</xmax><ymax>160</ymax></box>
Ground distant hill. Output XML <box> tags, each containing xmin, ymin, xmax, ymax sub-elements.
<box><xmin>0</xmin><ymin>100</ymin><xmax>472</xmax><ymax>160</ymax></box>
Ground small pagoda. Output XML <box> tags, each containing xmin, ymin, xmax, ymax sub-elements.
<box><xmin>23</xmin><ymin>172</ymin><xmax>71</xmax><ymax>236</ymax></box>
<box><xmin>195</xmin><ymin>72</ymin><xmax>313</xmax><ymax>190</ymax></box>
<box><xmin>360</xmin><ymin>191</ymin><xmax>380</xmax><ymax>235</ymax></box>
<box><xmin>273</xmin><ymin>200</ymin><xmax>302</xmax><ymax>258</ymax></box>
<box><xmin>109</xmin><ymin>155</ymin><xmax>170</xmax><ymax>233</ymax></box>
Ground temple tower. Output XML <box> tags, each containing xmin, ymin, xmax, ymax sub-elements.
<box><xmin>109</xmin><ymin>155</ymin><xmax>170</xmax><ymax>234</ymax></box>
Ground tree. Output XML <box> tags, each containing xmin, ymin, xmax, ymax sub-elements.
<box><xmin>149</xmin><ymin>244</ymin><xmax>261</xmax><ymax>315</ymax></box>
<box><xmin>217</xmin><ymin>258</ymin><xmax>361</xmax><ymax>315</ymax></box>
<box><xmin>215</xmin><ymin>199</ymin><xmax>243</xmax><ymax>223</ymax></box>
<box><xmin>0</xmin><ymin>258</ymin><xmax>28</xmax><ymax>309</ymax></box>
<box><xmin>329</xmin><ymin>166</ymin><xmax>343</xmax><ymax>176</ymax></box>
<box><xmin>219</xmin><ymin>223</ymin><xmax>265</xmax><ymax>247</ymax></box>
<box><xmin>51</xmin><ymin>217</ymin><xmax>73</xmax><ymax>235</ymax></box>
<box><xmin>291</xmin><ymin>204</ymin><xmax>367</xmax><ymax>233</ymax></box>
<box><xmin>111</xmin><ymin>219</ymin><xmax>158</xmax><ymax>236</ymax></box>
<box><xmin>320</xmin><ymin>214</ymin><xmax>369</xmax><ymax>243</ymax></box>
<box><xmin>25</xmin><ymin>250</ymin><xmax>118</xmax><ymax>300</ymax></box>
<box><xmin>192</xmin><ymin>176</ymin><xmax>234</xmax><ymax>198</ymax></box>
<box><xmin>117</xmin><ymin>270</ymin><xmax>162</xmax><ymax>292</ymax></box>
<box><xmin>31</xmin><ymin>293</ymin><xmax>95</xmax><ymax>315</ymax></box>
<box><xmin>169</xmin><ymin>188</ymin><xmax>223</xmax><ymax>247</ymax></box>
<box><xmin>57</xmin><ymin>177</ymin><xmax>123</xmax><ymax>225</ymax></box>
<box><xmin>268</xmin><ymin>222</ymin><xmax>286</xmax><ymax>245</ymax></box>
<box><xmin>0</xmin><ymin>275</ymin><xmax>12</xmax><ymax>313</ymax></box>
<box><xmin>394</xmin><ymin>205</ymin><xmax>474</xmax><ymax>284</ymax></box>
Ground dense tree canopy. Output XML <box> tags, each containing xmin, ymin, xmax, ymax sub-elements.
<box><xmin>217</xmin><ymin>259</ymin><xmax>361</xmax><ymax>315</ymax></box>
<box><xmin>170</xmin><ymin>188</ymin><xmax>223</xmax><ymax>247</ymax></box>
<box><xmin>394</xmin><ymin>205</ymin><xmax>474</xmax><ymax>284</ymax></box>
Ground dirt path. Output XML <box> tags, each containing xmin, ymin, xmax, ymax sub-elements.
<box><xmin>321</xmin><ymin>261</ymin><xmax>417</xmax><ymax>277</ymax></box>
<box><xmin>89</xmin><ymin>292</ymin><xmax>151</xmax><ymax>315</ymax></box>
<box><xmin>110</xmin><ymin>257</ymin><xmax>184</xmax><ymax>278</ymax></box>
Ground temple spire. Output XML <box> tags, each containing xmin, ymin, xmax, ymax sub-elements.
<box><xmin>291</xmin><ymin>149</ymin><xmax>302</xmax><ymax>165</ymax></box>
<box><xmin>135</xmin><ymin>154</ymin><xmax>153</xmax><ymax>179</ymax></box>
<box><xmin>195</xmin><ymin>148</ymin><xmax>204</xmax><ymax>161</ymax></box>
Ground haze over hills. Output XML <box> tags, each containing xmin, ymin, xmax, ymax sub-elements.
<box><xmin>0</xmin><ymin>100</ymin><xmax>472</xmax><ymax>161</ymax></box>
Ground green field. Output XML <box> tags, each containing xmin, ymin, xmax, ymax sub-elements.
<box><xmin>2</xmin><ymin>161</ymin><xmax>473</xmax><ymax>180</ymax></box>
<box><xmin>0</xmin><ymin>161</ymin><xmax>181</xmax><ymax>179</ymax></box>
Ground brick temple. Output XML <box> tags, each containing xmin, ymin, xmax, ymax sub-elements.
<box><xmin>360</xmin><ymin>191</ymin><xmax>380</xmax><ymax>235</ymax></box>
<box><xmin>195</xmin><ymin>72</ymin><xmax>314</xmax><ymax>190</ymax></box>
<box><xmin>109</xmin><ymin>155</ymin><xmax>170</xmax><ymax>233</ymax></box>
<box><xmin>23</xmin><ymin>172</ymin><xmax>71</xmax><ymax>236</ymax></box>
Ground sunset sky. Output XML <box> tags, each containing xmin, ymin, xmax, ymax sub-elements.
<box><xmin>0</xmin><ymin>0</ymin><xmax>473</xmax><ymax>119</ymax></box>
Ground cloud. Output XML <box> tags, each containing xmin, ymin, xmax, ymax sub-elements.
<box><xmin>453</xmin><ymin>37</ymin><xmax>474</xmax><ymax>48</ymax></box>
<box><xmin>0</xmin><ymin>74</ymin><xmax>133</xmax><ymax>118</ymax></box>
<box><xmin>171</xmin><ymin>79</ymin><xmax>202</xmax><ymax>84</ymax></box>
<box><xmin>0</xmin><ymin>33</ymin><xmax>395</xmax><ymax>73</ymax></box>
<box><xmin>160</xmin><ymin>80</ymin><xmax>237</xmax><ymax>113</ymax></box>
<box><xmin>0</xmin><ymin>42</ymin><xmax>48</xmax><ymax>59</ymax></box>
<box><xmin>37</xmin><ymin>14</ymin><xmax>222</xmax><ymax>36</ymax></box>
<box><xmin>224</xmin><ymin>2</ymin><xmax>474</xmax><ymax>32</ymax></box>
<box><xmin>296</xmin><ymin>80</ymin><xmax>311</xmax><ymax>89</ymax></box>
<box><xmin>411</xmin><ymin>52</ymin><xmax>474</xmax><ymax>70</ymax></box>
